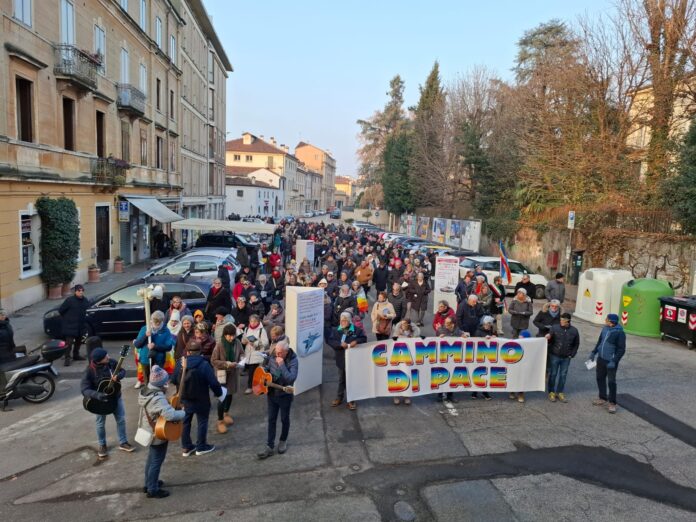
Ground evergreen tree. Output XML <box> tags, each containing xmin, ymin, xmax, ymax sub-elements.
<box><xmin>663</xmin><ymin>118</ymin><xmax>696</xmax><ymax>234</ymax></box>
<box><xmin>382</xmin><ymin>132</ymin><xmax>415</xmax><ymax>215</ymax></box>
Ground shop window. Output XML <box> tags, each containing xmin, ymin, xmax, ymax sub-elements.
<box><xmin>20</xmin><ymin>212</ymin><xmax>41</xmax><ymax>276</ymax></box>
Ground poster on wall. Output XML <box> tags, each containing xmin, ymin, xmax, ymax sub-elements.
<box><xmin>461</xmin><ymin>219</ymin><xmax>482</xmax><ymax>252</ymax></box>
<box><xmin>432</xmin><ymin>218</ymin><xmax>446</xmax><ymax>244</ymax></box>
<box><xmin>345</xmin><ymin>337</ymin><xmax>547</xmax><ymax>401</ymax></box>
<box><xmin>446</xmin><ymin>220</ymin><xmax>462</xmax><ymax>247</ymax></box>
<box><xmin>416</xmin><ymin>217</ymin><xmax>430</xmax><ymax>239</ymax></box>
<box><xmin>296</xmin><ymin>239</ymin><xmax>315</xmax><ymax>266</ymax></box>
<box><xmin>399</xmin><ymin>215</ymin><xmax>408</xmax><ymax>234</ymax></box>
<box><xmin>408</xmin><ymin>215</ymin><xmax>417</xmax><ymax>236</ymax></box>
<box><xmin>285</xmin><ymin>286</ymin><xmax>325</xmax><ymax>395</ymax></box>
<box><xmin>433</xmin><ymin>256</ymin><xmax>460</xmax><ymax>313</ymax></box>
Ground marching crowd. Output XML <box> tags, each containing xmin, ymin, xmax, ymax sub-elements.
<box><xmin>55</xmin><ymin>219</ymin><xmax>628</xmax><ymax>500</ymax></box>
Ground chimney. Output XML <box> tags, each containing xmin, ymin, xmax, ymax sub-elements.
<box><xmin>270</xmin><ymin>137</ymin><xmax>276</xmax><ymax>146</ymax></box>
<box><xmin>259</xmin><ymin>134</ymin><xmax>264</xmax><ymax>140</ymax></box>
<box><xmin>250</xmin><ymin>176</ymin><xmax>256</xmax><ymax>185</ymax></box>
<box><xmin>282</xmin><ymin>145</ymin><xmax>289</xmax><ymax>153</ymax></box>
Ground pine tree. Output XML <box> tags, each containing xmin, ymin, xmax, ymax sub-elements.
<box><xmin>663</xmin><ymin>118</ymin><xmax>696</xmax><ymax>234</ymax></box>
<box><xmin>382</xmin><ymin>132</ymin><xmax>415</xmax><ymax>215</ymax></box>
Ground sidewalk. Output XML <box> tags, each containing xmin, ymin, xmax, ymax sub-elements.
<box><xmin>10</xmin><ymin>261</ymin><xmax>154</xmax><ymax>351</ymax></box>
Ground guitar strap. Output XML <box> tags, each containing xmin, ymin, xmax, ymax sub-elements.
<box><xmin>140</xmin><ymin>395</ymin><xmax>158</xmax><ymax>430</ymax></box>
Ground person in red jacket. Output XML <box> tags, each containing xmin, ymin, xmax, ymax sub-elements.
<box><xmin>432</xmin><ymin>300</ymin><xmax>456</xmax><ymax>333</ymax></box>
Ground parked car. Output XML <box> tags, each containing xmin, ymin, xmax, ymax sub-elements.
<box><xmin>43</xmin><ymin>279</ymin><xmax>212</xmax><ymax>338</ymax></box>
<box><xmin>329</xmin><ymin>209</ymin><xmax>341</xmax><ymax>219</ymax></box>
<box><xmin>303</xmin><ymin>211</ymin><xmax>314</xmax><ymax>218</ymax></box>
<box><xmin>459</xmin><ymin>256</ymin><xmax>548</xmax><ymax>298</ymax></box>
<box><xmin>382</xmin><ymin>232</ymin><xmax>405</xmax><ymax>242</ymax></box>
<box><xmin>401</xmin><ymin>238</ymin><xmax>431</xmax><ymax>250</ymax></box>
<box><xmin>418</xmin><ymin>245</ymin><xmax>477</xmax><ymax>261</ymax></box>
<box><xmin>195</xmin><ymin>232</ymin><xmax>258</xmax><ymax>249</ymax></box>
<box><xmin>129</xmin><ymin>250</ymin><xmax>241</xmax><ymax>285</ymax></box>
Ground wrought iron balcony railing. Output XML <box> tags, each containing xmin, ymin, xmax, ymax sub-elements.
<box><xmin>53</xmin><ymin>44</ymin><xmax>98</xmax><ymax>90</ymax></box>
<box><xmin>91</xmin><ymin>158</ymin><xmax>128</xmax><ymax>186</ymax></box>
<box><xmin>117</xmin><ymin>84</ymin><xmax>146</xmax><ymax>116</ymax></box>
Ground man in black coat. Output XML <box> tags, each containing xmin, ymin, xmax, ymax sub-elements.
<box><xmin>387</xmin><ymin>282</ymin><xmax>407</xmax><ymax>322</ymax></box>
<box><xmin>373</xmin><ymin>258</ymin><xmax>389</xmax><ymax>294</ymax></box>
<box><xmin>0</xmin><ymin>309</ymin><xmax>16</xmax><ymax>364</ymax></box>
<box><xmin>456</xmin><ymin>295</ymin><xmax>484</xmax><ymax>336</ymax></box>
<box><xmin>545</xmin><ymin>313</ymin><xmax>580</xmax><ymax>403</ymax></box>
<box><xmin>59</xmin><ymin>285</ymin><xmax>90</xmax><ymax>366</ymax></box>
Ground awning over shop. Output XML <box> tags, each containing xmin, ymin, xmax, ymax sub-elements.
<box><xmin>170</xmin><ymin>218</ymin><xmax>276</xmax><ymax>235</ymax></box>
<box><xmin>125</xmin><ymin>197</ymin><xmax>183</xmax><ymax>224</ymax></box>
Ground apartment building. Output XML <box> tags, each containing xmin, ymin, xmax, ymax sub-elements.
<box><xmin>178</xmin><ymin>0</ymin><xmax>232</xmax><ymax>249</ymax></box>
<box><xmin>334</xmin><ymin>175</ymin><xmax>354</xmax><ymax>208</ymax></box>
<box><xmin>295</xmin><ymin>141</ymin><xmax>336</xmax><ymax>210</ymax></box>
<box><xmin>225</xmin><ymin>132</ymin><xmax>299</xmax><ymax>215</ymax></box>
<box><xmin>225</xmin><ymin>176</ymin><xmax>281</xmax><ymax>218</ymax></box>
<box><xmin>225</xmin><ymin>166</ymin><xmax>284</xmax><ymax>218</ymax></box>
<box><xmin>0</xmin><ymin>0</ymin><xmax>188</xmax><ymax>312</ymax></box>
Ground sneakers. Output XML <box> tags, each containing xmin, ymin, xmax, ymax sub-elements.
<box><xmin>393</xmin><ymin>398</ymin><xmax>401</xmax><ymax>405</ymax></box>
<box><xmin>509</xmin><ymin>393</ymin><xmax>516</xmax><ymax>400</ymax></box>
<box><xmin>347</xmin><ymin>401</ymin><xmax>357</xmax><ymax>410</ymax></box>
<box><xmin>404</xmin><ymin>398</ymin><xmax>411</xmax><ymax>405</ymax></box>
<box><xmin>134</xmin><ymin>382</ymin><xmax>142</xmax><ymax>389</ymax></box>
<box><xmin>119</xmin><ymin>442</ymin><xmax>135</xmax><ymax>452</ymax></box>
<box><xmin>244</xmin><ymin>388</ymin><xmax>252</xmax><ymax>395</ymax></box>
<box><xmin>195</xmin><ymin>444</ymin><xmax>215</xmax><ymax>456</ymax></box>
<box><xmin>608</xmin><ymin>403</ymin><xmax>617</xmax><ymax>414</ymax></box>
<box><xmin>143</xmin><ymin>480</ymin><xmax>164</xmax><ymax>493</ymax></box>
<box><xmin>592</xmin><ymin>398</ymin><xmax>607</xmax><ymax>406</ymax></box>
<box><xmin>223</xmin><ymin>413</ymin><xmax>234</xmax><ymax>426</ymax></box>
<box><xmin>557</xmin><ymin>393</ymin><xmax>567</xmax><ymax>403</ymax></box>
<box><xmin>217</xmin><ymin>420</ymin><xmax>228</xmax><ymax>434</ymax></box>
<box><xmin>146</xmin><ymin>489</ymin><xmax>170</xmax><ymax>499</ymax></box>
<box><xmin>182</xmin><ymin>447</ymin><xmax>195</xmax><ymax>457</ymax></box>
<box><xmin>331</xmin><ymin>398</ymin><xmax>343</xmax><ymax>407</ymax></box>
<box><xmin>483</xmin><ymin>393</ymin><xmax>492</xmax><ymax>401</ymax></box>
<box><xmin>97</xmin><ymin>444</ymin><xmax>108</xmax><ymax>458</ymax></box>
<box><xmin>257</xmin><ymin>445</ymin><xmax>274</xmax><ymax>459</ymax></box>
<box><xmin>549</xmin><ymin>392</ymin><xmax>557</xmax><ymax>402</ymax></box>
<box><xmin>278</xmin><ymin>440</ymin><xmax>287</xmax><ymax>454</ymax></box>
<box><xmin>517</xmin><ymin>393</ymin><xmax>525</xmax><ymax>403</ymax></box>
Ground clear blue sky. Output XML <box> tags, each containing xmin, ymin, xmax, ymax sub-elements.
<box><xmin>204</xmin><ymin>0</ymin><xmax>611</xmax><ymax>179</ymax></box>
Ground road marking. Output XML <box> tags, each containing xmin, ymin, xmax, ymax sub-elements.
<box><xmin>0</xmin><ymin>395</ymin><xmax>83</xmax><ymax>442</ymax></box>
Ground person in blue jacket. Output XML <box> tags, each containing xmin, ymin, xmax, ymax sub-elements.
<box><xmin>589</xmin><ymin>313</ymin><xmax>626</xmax><ymax>414</ymax></box>
<box><xmin>256</xmin><ymin>338</ymin><xmax>298</xmax><ymax>459</ymax></box>
<box><xmin>134</xmin><ymin>310</ymin><xmax>174</xmax><ymax>385</ymax></box>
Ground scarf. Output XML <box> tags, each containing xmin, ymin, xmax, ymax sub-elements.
<box><xmin>222</xmin><ymin>337</ymin><xmax>237</xmax><ymax>362</ymax></box>
<box><xmin>549</xmin><ymin>308</ymin><xmax>560</xmax><ymax>318</ymax></box>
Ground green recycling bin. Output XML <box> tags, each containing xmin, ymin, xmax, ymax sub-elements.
<box><xmin>619</xmin><ymin>279</ymin><xmax>674</xmax><ymax>337</ymax></box>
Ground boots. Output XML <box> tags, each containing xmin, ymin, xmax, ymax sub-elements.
<box><xmin>217</xmin><ymin>420</ymin><xmax>227</xmax><ymax>434</ymax></box>
<box><xmin>64</xmin><ymin>354</ymin><xmax>71</xmax><ymax>367</ymax></box>
<box><xmin>223</xmin><ymin>413</ymin><xmax>234</xmax><ymax>426</ymax></box>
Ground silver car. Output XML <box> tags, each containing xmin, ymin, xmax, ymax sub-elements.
<box><xmin>132</xmin><ymin>248</ymin><xmax>240</xmax><ymax>284</ymax></box>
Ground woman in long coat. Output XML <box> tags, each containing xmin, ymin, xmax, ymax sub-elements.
<box><xmin>406</xmin><ymin>272</ymin><xmax>431</xmax><ymax>327</ymax></box>
<box><xmin>211</xmin><ymin>324</ymin><xmax>243</xmax><ymax>434</ymax></box>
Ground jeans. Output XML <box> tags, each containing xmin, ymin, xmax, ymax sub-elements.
<box><xmin>267</xmin><ymin>394</ymin><xmax>293</xmax><ymax>448</ymax></box>
<box><xmin>181</xmin><ymin>405</ymin><xmax>210</xmax><ymax>450</ymax></box>
<box><xmin>596</xmin><ymin>357</ymin><xmax>618</xmax><ymax>404</ymax></box>
<box><xmin>217</xmin><ymin>395</ymin><xmax>232</xmax><ymax>420</ymax></box>
<box><xmin>95</xmin><ymin>396</ymin><xmax>128</xmax><ymax>446</ymax></box>
<box><xmin>144</xmin><ymin>442</ymin><xmax>168</xmax><ymax>493</ymax></box>
<box><xmin>548</xmin><ymin>355</ymin><xmax>571</xmax><ymax>394</ymax></box>
<box><xmin>335</xmin><ymin>351</ymin><xmax>346</xmax><ymax>400</ymax></box>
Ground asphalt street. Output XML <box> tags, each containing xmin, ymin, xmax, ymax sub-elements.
<box><xmin>2</xmin><ymin>224</ymin><xmax>696</xmax><ymax>521</ymax></box>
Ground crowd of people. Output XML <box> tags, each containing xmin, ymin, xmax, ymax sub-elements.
<box><xmin>68</xmin><ymin>219</ymin><xmax>627</xmax><ymax>500</ymax></box>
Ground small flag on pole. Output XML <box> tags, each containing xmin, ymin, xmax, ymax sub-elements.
<box><xmin>499</xmin><ymin>240</ymin><xmax>512</xmax><ymax>285</ymax></box>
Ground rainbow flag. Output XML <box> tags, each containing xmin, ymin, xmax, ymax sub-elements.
<box><xmin>499</xmin><ymin>240</ymin><xmax>512</xmax><ymax>285</ymax></box>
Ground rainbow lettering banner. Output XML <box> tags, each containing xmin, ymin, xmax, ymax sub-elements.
<box><xmin>345</xmin><ymin>337</ymin><xmax>547</xmax><ymax>401</ymax></box>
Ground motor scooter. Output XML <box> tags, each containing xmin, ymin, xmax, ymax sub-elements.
<box><xmin>0</xmin><ymin>340</ymin><xmax>67</xmax><ymax>411</ymax></box>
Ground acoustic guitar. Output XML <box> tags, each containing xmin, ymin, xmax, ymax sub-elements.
<box><xmin>154</xmin><ymin>356</ymin><xmax>185</xmax><ymax>441</ymax></box>
<box><xmin>252</xmin><ymin>366</ymin><xmax>295</xmax><ymax>395</ymax></box>
<box><xmin>83</xmin><ymin>345</ymin><xmax>130</xmax><ymax>415</ymax></box>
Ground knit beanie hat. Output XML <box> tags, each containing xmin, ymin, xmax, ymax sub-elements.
<box><xmin>91</xmin><ymin>348</ymin><xmax>108</xmax><ymax>362</ymax></box>
<box><xmin>149</xmin><ymin>365</ymin><xmax>169</xmax><ymax>387</ymax></box>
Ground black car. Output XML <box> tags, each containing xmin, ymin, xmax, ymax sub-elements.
<box><xmin>43</xmin><ymin>279</ymin><xmax>211</xmax><ymax>338</ymax></box>
<box><xmin>195</xmin><ymin>232</ymin><xmax>257</xmax><ymax>250</ymax></box>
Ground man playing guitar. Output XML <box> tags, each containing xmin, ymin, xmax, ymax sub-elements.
<box><xmin>81</xmin><ymin>348</ymin><xmax>135</xmax><ymax>459</ymax></box>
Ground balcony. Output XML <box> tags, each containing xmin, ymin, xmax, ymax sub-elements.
<box><xmin>91</xmin><ymin>157</ymin><xmax>128</xmax><ymax>187</ymax></box>
<box><xmin>117</xmin><ymin>84</ymin><xmax>146</xmax><ymax>116</ymax></box>
<box><xmin>53</xmin><ymin>45</ymin><xmax>99</xmax><ymax>91</ymax></box>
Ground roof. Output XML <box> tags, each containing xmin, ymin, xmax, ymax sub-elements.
<box><xmin>226</xmin><ymin>134</ymin><xmax>297</xmax><ymax>160</ymax></box>
<box><xmin>224</xmin><ymin>166</ymin><xmax>279</xmax><ymax>177</ymax></box>
<box><xmin>335</xmin><ymin>175</ymin><xmax>354</xmax><ymax>184</ymax></box>
<box><xmin>225</xmin><ymin>176</ymin><xmax>275</xmax><ymax>189</ymax></box>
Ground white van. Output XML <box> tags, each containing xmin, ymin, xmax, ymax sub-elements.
<box><xmin>459</xmin><ymin>256</ymin><xmax>549</xmax><ymax>299</ymax></box>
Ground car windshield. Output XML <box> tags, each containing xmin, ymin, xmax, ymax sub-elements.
<box><xmin>460</xmin><ymin>259</ymin><xmax>477</xmax><ymax>269</ymax></box>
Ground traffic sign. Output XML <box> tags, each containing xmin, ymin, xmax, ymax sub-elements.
<box><xmin>567</xmin><ymin>210</ymin><xmax>575</xmax><ymax>229</ymax></box>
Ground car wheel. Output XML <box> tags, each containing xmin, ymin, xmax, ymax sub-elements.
<box><xmin>535</xmin><ymin>285</ymin><xmax>546</xmax><ymax>300</ymax></box>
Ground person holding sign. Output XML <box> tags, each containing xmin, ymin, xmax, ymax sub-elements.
<box><xmin>328</xmin><ymin>312</ymin><xmax>367</xmax><ymax>410</ymax></box>
<box><xmin>371</xmin><ymin>291</ymin><xmax>396</xmax><ymax>341</ymax></box>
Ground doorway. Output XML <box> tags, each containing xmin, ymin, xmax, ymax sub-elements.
<box><xmin>95</xmin><ymin>205</ymin><xmax>110</xmax><ymax>272</ymax></box>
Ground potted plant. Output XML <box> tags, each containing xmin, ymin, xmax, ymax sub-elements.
<box><xmin>114</xmin><ymin>256</ymin><xmax>124</xmax><ymax>273</ymax></box>
<box><xmin>36</xmin><ymin>197</ymin><xmax>79</xmax><ymax>300</ymax></box>
<box><xmin>88</xmin><ymin>263</ymin><xmax>100</xmax><ymax>283</ymax></box>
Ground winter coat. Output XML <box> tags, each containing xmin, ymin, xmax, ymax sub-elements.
<box><xmin>242</xmin><ymin>323</ymin><xmax>270</xmax><ymax>365</ymax></box>
<box><xmin>508</xmin><ymin>298</ymin><xmax>533</xmax><ymax>331</ymax></box>
<box><xmin>133</xmin><ymin>325</ymin><xmax>175</xmax><ymax>368</ymax></box>
<box><xmin>263</xmin><ymin>308</ymin><xmax>286</xmax><ymax>335</ymax></box>
<box><xmin>326</xmin><ymin>279</ymin><xmax>339</xmax><ymax>299</ymax></box>
<box><xmin>81</xmin><ymin>359</ymin><xmax>126</xmax><ymax>400</ymax></box>
<box><xmin>406</xmin><ymin>280</ymin><xmax>431</xmax><ymax>312</ymax></box>
<box><xmin>327</xmin><ymin>323</ymin><xmax>367</xmax><ymax>368</ymax></box>
<box><xmin>58</xmin><ymin>295</ymin><xmax>90</xmax><ymax>337</ymax></box>
<box><xmin>392</xmin><ymin>322</ymin><xmax>421</xmax><ymax>338</ymax></box>
<box><xmin>264</xmin><ymin>277</ymin><xmax>285</xmax><ymax>303</ymax></box>
<box><xmin>212</xmin><ymin>315</ymin><xmax>236</xmax><ymax>346</ymax></box>
<box><xmin>548</xmin><ymin>323</ymin><xmax>580</xmax><ymax>358</ymax></box>
<box><xmin>432</xmin><ymin>307</ymin><xmax>456</xmax><ymax>333</ymax></box>
<box><xmin>262</xmin><ymin>348</ymin><xmax>298</xmax><ymax>398</ymax></box>
<box><xmin>455</xmin><ymin>280</ymin><xmax>475</xmax><ymax>304</ymax></box>
<box><xmin>211</xmin><ymin>337</ymin><xmax>243</xmax><ymax>394</ymax></box>
<box><xmin>475</xmin><ymin>325</ymin><xmax>498</xmax><ymax>337</ymax></box>
<box><xmin>370</xmin><ymin>301</ymin><xmax>396</xmax><ymax>334</ymax></box>
<box><xmin>204</xmin><ymin>287</ymin><xmax>232</xmax><ymax>321</ymax></box>
<box><xmin>457</xmin><ymin>302</ymin><xmax>484</xmax><ymax>336</ymax></box>
<box><xmin>437</xmin><ymin>325</ymin><xmax>462</xmax><ymax>337</ymax></box>
<box><xmin>166</xmin><ymin>304</ymin><xmax>190</xmax><ymax>322</ymax></box>
<box><xmin>171</xmin><ymin>354</ymin><xmax>222</xmax><ymax>410</ymax></box>
<box><xmin>195</xmin><ymin>333</ymin><xmax>216</xmax><ymax>360</ymax></box>
<box><xmin>373</xmin><ymin>266</ymin><xmax>389</xmax><ymax>292</ymax></box>
<box><xmin>175</xmin><ymin>327</ymin><xmax>194</xmax><ymax>360</ymax></box>
<box><xmin>0</xmin><ymin>320</ymin><xmax>16</xmax><ymax>364</ymax></box>
<box><xmin>248</xmin><ymin>297</ymin><xmax>266</xmax><ymax>318</ymax></box>
<box><xmin>514</xmin><ymin>280</ymin><xmax>537</xmax><ymax>302</ymax></box>
<box><xmin>333</xmin><ymin>295</ymin><xmax>357</xmax><ymax>325</ymax></box>
<box><xmin>387</xmin><ymin>267</ymin><xmax>405</xmax><ymax>288</ymax></box>
<box><xmin>545</xmin><ymin>279</ymin><xmax>566</xmax><ymax>303</ymax></box>
<box><xmin>590</xmin><ymin>324</ymin><xmax>626</xmax><ymax>366</ymax></box>
<box><xmin>354</xmin><ymin>265</ymin><xmax>374</xmax><ymax>286</ymax></box>
<box><xmin>231</xmin><ymin>305</ymin><xmax>250</xmax><ymax>329</ymax></box>
<box><xmin>387</xmin><ymin>291</ymin><xmax>407</xmax><ymax>321</ymax></box>
<box><xmin>217</xmin><ymin>265</ymin><xmax>231</xmax><ymax>290</ymax></box>
<box><xmin>138</xmin><ymin>385</ymin><xmax>186</xmax><ymax>445</ymax></box>
<box><xmin>533</xmin><ymin>303</ymin><xmax>562</xmax><ymax>337</ymax></box>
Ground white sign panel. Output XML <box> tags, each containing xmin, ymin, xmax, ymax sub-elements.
<box><xmin>568</xmin><ymin>210</ymin><xmax>576</xmax><ymax>229</ymax></box>
<box><xmin>285</xmin><ymin>286</ymin><xmax>324</xmax><ymax>395</ymax></box>
<box><xmin>296</xmin><ymin>239</ymin><xmax>315</xmax><ymax>266</ymax></box>
<box><xmin>346</xmin><ymin>337</ymin><xmax>547</xmax><ymax>402</ymax></box>
<box><xmin>433</xmin><ymin>256</ymin><xmax>460</xmax><ymax>314</ymax></box>
<box><xmin>461</xmin><ymin>219</ymin><xmax>482</xmax><ymax>252</ymax></box>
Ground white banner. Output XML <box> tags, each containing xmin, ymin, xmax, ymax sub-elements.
<box><xmin>346</xmin><ymin>337</ymin><xmax>547</xmax><ymax>401</ymax></box>
<box><xmin>285</xmin><ymin>286</ymin><xmax>324</xmax><ymax>395</ymax></box>
<box><xmin>296</xmin><ymin>239</ymin><xmax>315</xmax><ymax>266</ymax></box>
<box><xmin>433</xmin><ymin>256</ymin><xmax>460</xmax><ymax>314</ymax></box>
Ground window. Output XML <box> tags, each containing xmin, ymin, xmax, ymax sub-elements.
<box><xmin>156</xmin><ymin>261</ymin><xmax>190</xmax><ymax>276</ymax></box>
<box><xmin>94</xmin><ymin>25</ymin><xmax>106</xmax><ymax>75</ymax></box>
<box><xmin>121</xmin><ymin>120</ymin><xmax>130</xmax><ymax>161</ymax></box>
<box><xmin>14</xmin><ymin>0</ymin><xmax>32</xmax><ymax>26</ymax></box>
<box><xmin>208</xmin><ymin>51</ymin><xmax>214</xmax><ymax>83</ymax></box>
<box><xmin>163</xmin><ymin>283</ymin><xmax>206</xmax><ymax>300</ymax></box>
<box><xmin>191</xmin><ymin>260</ymin><xmax>217</xmax><ymax>273</ymax></box>
<box><xmin>155</xmin><ymin>17</ymin><xmax>162</xmax><ymax>48</ymax></box>
<box><xmin>156</xmin><ymin>78</ymin><xmax>161</xmax><ymax>110</ymax></box>
<box><xmin>120</xmin><ymin>48</ymin><xmax>129</xmax><ymax>84</ymax></box>
<box><xmin>105</xmin><ymin>285</ymin><xmax>141</xmax><ymax>305</ymax></box>
<box><xmin>139</xmin><ymin>64</ymin><xmax>147</xmax><ymax>94</ymax></box>
<box><xmin>60</xmin><ymin>0</ymin><xmax>74</xmax><ymax>45</ymax></box>
<box><xmin>245</xmin><ymin>155</ymin><xmax>252</xmax><ymax>162</ymax></box>
<box><xmin>482</xmin><ymin>261</ymin><xmax>499</xmax><ymax>271</ymax></box>
<box><xmin>236</xmin><ymin>190</ymin><xmax>243</xmax><ymax>197</ymax></box>
<box><xmin>15</xmin><ymin>77</ymin><xmax>33</xmax><ymax>142</ymax></box>
<box><xmin>169</xmin><ymin>90</ymin><xmax>174</xmax><ymax>119</ymax></box>
<box><xmin>169</xmin><ymin>35</ymin><xmax>177</xmax><ymax>65</ymax></box>
<box><xmin>267</xmin><ymin>156</ymin><xmax>274</xmax><ymax>169</ymax></box>
<box><xmin>169</xmin><ymin>137</ymin><xmax>176</xmax><ymax>170</ymax></box>
<box><xmin>96</xmin><ymin>111</ymin><xmax>105</xmax><ymax>157</ymax></box>
<box><xmin>156</xmin><ymin>136</ymin><xmax>163</xmax><ymax>169</ymax></box>
<box><xmin>62</xmin><ymin>97</ymin><xmax>75</xmax><ymax>151</ymax></box>
<box><xmin>139</xmin><ymin>0</ymin><xmax>146</xmax><ymax>30</ymax></box>
<box><xmin>140</xmin><ymin>128</ymin><xmax>147</xmax><ymax>165</ymax></box>
<box><xmin>233</xmin><ymin>154</ymin><xmax>240</xmax><ymax>161</ymax></box>
<box><xmin>119</xmin><ymin>0</ymin><xmax>128</xmax><ymax>11</ymax></box>
<box><xmin>208</xmin><ymin>88</ymin><xmax>214</xmax><ymax>119</ymax></box>
<box><xmin>509</xmin><ymin>262</ymin><xmax>531</xmax><ymax>274</ymax></box>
